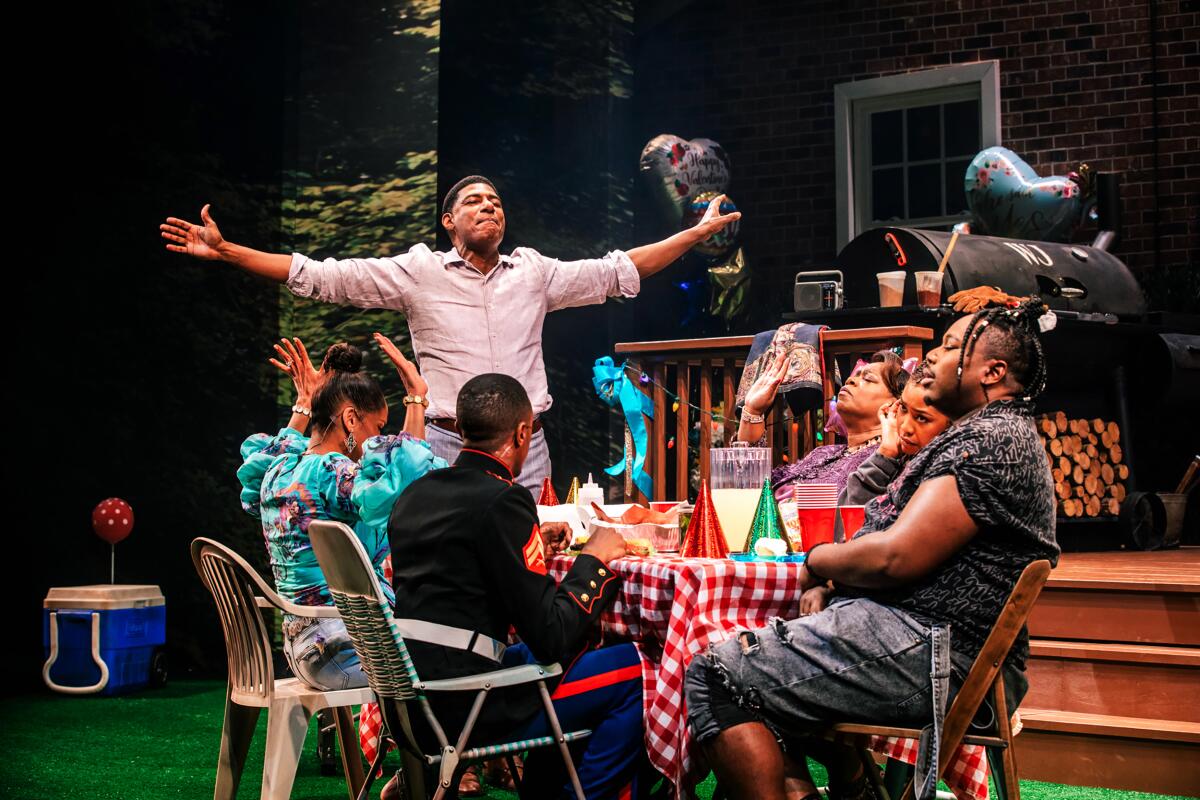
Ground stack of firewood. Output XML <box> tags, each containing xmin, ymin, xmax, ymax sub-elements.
<box><xmin>1037</xmin><ymin>412</ymin><xmax>1128</xmax><ymax>518</ymax></box>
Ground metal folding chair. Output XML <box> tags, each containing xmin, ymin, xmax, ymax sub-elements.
<box><xmin>307</xmin><ymin>519</ymin><xmax>592</xmax><ymax>800</ymax></box>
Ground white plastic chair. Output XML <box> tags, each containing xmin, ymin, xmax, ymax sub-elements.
<box><xmin>191</xmin><ymin>537</ymin><xmax>372</xmax><ymax>800</ymax></box>
<box><xmin>307</xmin><ymin>519</ymin><xmax>591</xmax><ymax>800</ymax></box>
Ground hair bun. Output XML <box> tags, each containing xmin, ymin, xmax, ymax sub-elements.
<box><xmin>322</xmin><ymin>342</ymin><xmax>363</xmax><ymax>373</ymax></box>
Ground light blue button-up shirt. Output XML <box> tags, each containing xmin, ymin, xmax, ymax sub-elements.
<box><xmin>287</xmin><ymin>244</ymin><xmax>640</xmax><ymax>418</ymax></box>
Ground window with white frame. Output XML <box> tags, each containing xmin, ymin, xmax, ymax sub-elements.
<box><xmin>834</xmin><ymin>62</ymin><xmax>1001</xmax><ymax>249</ymax></box>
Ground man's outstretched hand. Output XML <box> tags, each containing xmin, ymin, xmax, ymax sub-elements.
<box><xmin>627</xmin><ymin>192</ymin><xmax>745</xmax><ymax>279</ymax></box>
<box><xmin>692</xmin><ymin>193</ymin><xmax>742</xmax><ymax>240</ymax></box>
<box><xmin>161</xmin><ymin>204</ymin><xmax>226</xmax><ymax>261</ymax></box>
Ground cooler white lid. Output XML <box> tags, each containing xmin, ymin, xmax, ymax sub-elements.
<box><xmin>44</xmin><ymin>584</ymin><xmax>165</xmax><ymax>610</ymax></box>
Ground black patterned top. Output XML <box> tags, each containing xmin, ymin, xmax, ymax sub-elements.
<box><xmin>850</xmin><ymin>399</ymin><xmax>1059</xmax><ymax>668</ymax></box>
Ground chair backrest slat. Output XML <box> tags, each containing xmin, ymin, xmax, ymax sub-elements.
<box><xmin>308</xmin><ymin>521</ymin><xmax>422</xmax><ymax>697</ymax></box>
<box><xmin>192</xmin><ymin>538</ymin><xmax>276</xmax><ymax>701</ymax></box>
<box><xmin>939</xmin><ymin>559</ymin><xmax>1052</xmax><ymax>770</ymax></box>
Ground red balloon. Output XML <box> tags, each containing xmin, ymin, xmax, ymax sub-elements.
<box><xmin>92</xmin><ymin>498</ymin><xmax>134</xmax><ymax>545</ymax></box>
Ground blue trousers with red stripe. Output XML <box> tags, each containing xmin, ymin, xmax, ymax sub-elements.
<box><xmin>503</xmin><ymin>642</ymin><xmax>647</xmax><ymax>800</ymax></box>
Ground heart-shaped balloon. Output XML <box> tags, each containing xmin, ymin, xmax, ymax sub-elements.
<box><xmin>965</xmin><ymin>147</ymin><xmax>1095</xmax><ymax>242</ymax></box>
<box><xmin>639</xmin><ymin>134</ymin><xmax>731</xmax><ymax>225</ymax></box>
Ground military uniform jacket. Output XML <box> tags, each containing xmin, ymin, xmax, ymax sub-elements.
<box><xmin>387</xmin><ymin>448</ymin><xmax>620</xmax><ymax>747</ymax></box>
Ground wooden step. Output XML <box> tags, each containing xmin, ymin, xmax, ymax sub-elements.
<box><xmin>1042</xmin><ymin>550</ymin><xmax>1200</xmax><ymax>593</ymax></box>
<box><xmin>1028</xmin><ymin>550</ymin><xmax>1200</xmax><ymax>645</ymax></box>
<box><xmin>1030</xmin><ymin>639</ymin><xmax>1200</xmax><ymax>666</ymax></box>
<box><xmin>1029</xmin><ymin>588</ymin><xmax>1200</xmax><ymax>645</ymax></box>
<box><xmin>1019</xmin><ymin>709</ymin><xmax>1200</xmax><ymax>743</ymax></box>
<box><xmin>1014</xmin><ymin>709</ymin><xmax>1200</xmax><ymax>796</ymax></box>
<box><xmin>1026</xmin><ymin>640</ymin><xmax>1200</xmax><ymax>722</ymax></box>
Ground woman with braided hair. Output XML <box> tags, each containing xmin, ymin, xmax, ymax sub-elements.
<box><xmin>686</xmin><ymin>295</ymin><xmax>1060</xmax><ymax>800</ymax></box>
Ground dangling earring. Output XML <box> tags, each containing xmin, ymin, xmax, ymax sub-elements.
<box><xmin>345</xmin><ymin>432</ymin><xmax>357</xmax><ymax>452</ymax></box>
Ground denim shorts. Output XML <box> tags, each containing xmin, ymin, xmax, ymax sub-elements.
<box><xmin>283</xmin><ymin>616</ymin><xmax>369</xmax><ymax>692</ymax></box>
<box><xmin>686</xmin><ymin>597</ymin><xmax>982</xmax><ymax>744</ymax></box>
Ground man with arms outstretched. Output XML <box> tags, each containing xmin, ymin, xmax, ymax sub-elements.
<box><xmin>162</xmin><ymin>176</ymin><xmax>739</xmax><ymax>492</ymax></box>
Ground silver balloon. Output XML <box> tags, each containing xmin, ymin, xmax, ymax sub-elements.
<box><xmin>639</xmin><ymin>134</ymin><xmax>731</xmax><ymax>225</ymax></box>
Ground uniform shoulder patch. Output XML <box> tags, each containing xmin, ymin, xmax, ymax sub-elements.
<box><xmin>522</xmin><ymin>524</ymin><xmax>547</xmax><ymax>575</ymax></box>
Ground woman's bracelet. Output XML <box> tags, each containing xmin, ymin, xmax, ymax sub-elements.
<box><xmin>742</xmin><ymin>409</ymin><xmax>766</xmax><ymax>424</ymax></box>
<box><xmin>291</xmin><ymin>404</ymin><xmax>311</xmax><ymax>417</ymax></box>
<box><xmin>402</xmin><ymin>394</ymin><xmax>429</xmax><ymax>408</ymax></box>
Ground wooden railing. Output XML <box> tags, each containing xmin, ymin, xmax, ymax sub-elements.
<box><xmin>613</xmin><ymin>326</ymin><xmax>934</xmax><ymax>502</ymax></box>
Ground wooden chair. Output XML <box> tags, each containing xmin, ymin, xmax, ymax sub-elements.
<box><xmin>823</xmin><ymin>559</ymin><xmax>1053</xmax><ymax>800</ymax></box>
<box><xmin>191</xmin><ymin>537</ymin><xmax>370</xmax><ymax>800</ymax></box>
<box><xmin>307</xmin><ymin>519</ymin><xmax>592</xmax><ymax>800</ymax></box>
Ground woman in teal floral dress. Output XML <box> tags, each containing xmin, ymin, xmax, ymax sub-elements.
<box><xmin>239</xmin><ymin>334</ymin><xmax>446</xmax><ymax>690</ymax></box>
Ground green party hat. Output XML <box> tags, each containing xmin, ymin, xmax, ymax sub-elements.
<box><xmin>744</xmin><ymin>478</ymin><xmax>790</xmax><ymax>553</ymax></box>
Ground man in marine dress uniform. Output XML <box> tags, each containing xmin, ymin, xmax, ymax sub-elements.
<box><xmin>388</xmin><ymin>373</ymin><xmax>647</xmax><ymax>799</ymax></box>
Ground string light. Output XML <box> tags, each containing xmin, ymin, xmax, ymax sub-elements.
<box><xmin>616</xmin><ymin>359</ymin><xmax>802</xmax><ymax>430</ymax></box>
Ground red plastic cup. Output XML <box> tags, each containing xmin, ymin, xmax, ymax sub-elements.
<box><xmin>798</xmin><ymin>506</ymin><xmax>838</xmax><ymax>551</ymax></box>
<box><xmin>839</xmin><ymin>505</ymin><xmax>867</xmax><ymax>539</ymax></box>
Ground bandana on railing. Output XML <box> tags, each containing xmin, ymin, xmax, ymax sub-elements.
<box><xmin>592</xmin><ymin>356</ymin><xmax>654</xmax><ymax>498</ymax></box>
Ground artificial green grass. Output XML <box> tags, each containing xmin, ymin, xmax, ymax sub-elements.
<box><xmin>0</xmin><ymin>680</ymin><xmax>1193</xmax><ymax>799</ymax></box>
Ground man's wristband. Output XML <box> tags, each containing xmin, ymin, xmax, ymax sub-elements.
<box><xmin>805</xmin><ymin>542</ymin><xmax>831</xmax><ymax>582</ymax></box>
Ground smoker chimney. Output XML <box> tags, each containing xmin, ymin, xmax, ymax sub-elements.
<box><xmin>1092</xmin><ymin>172</ymin><xmax>1122</xmax><ymax>251</ymax></box>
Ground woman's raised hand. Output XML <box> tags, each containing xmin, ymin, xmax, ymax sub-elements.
<box><xmin>374</xmin><ymin>332</ymin><xmax>428</xmax><ymax>397</ymax></box>
<box><xmin>877</xmin><ymin>400</ymin><xmax>902</xmax><ymax>459</ymax></box>
<box><xmin>744</xmin><ymin>351</ymin><xmax>789</xmax><ymax>416</ymax></box>
<box><xmin>270</xmin><ymin>337</ymin><xmax>324</xmax><ymax>407</ymax></box>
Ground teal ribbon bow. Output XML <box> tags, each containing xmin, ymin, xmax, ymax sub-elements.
<box><xmin>592</xmin><ymin>356</ymin><xmax>654</xmax><ymax>499</ymax></box>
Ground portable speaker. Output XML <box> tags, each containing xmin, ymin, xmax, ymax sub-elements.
<box><xmin>794</xmin><ymin>270</ymin><xmax>844</xmax><ymax>312</ymax></box>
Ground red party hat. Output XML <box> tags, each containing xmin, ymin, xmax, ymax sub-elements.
<box><xmin>537</xmin><ymin>477</ymin><xmax>560</xmax><ymax>506</ymax></box>
<box><xmin>680</xmin><ymin>480</ymin><xmax>729</xmax><ymax>558</ymax></box>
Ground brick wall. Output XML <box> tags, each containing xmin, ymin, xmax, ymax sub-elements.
<box><xmin>633</xmin><ymin>0</ymin><xmax>1198</xmax><ymax>325</ymax></box>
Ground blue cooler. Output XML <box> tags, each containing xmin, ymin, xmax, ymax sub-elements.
<box><xmin>43</xmin><ymin>585</ymin><xmax>166</xmax><ymax>695</ymax></box>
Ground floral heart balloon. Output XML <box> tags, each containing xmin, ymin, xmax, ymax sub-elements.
<box><xmin>965</xmin><ymin>147</ymin><xmax>1095</xmax><ymax>242</ymax></box>
<box><xmin>639</xmin><ymin>134</ymin><xmax>731</xmax><ymax>225</ymax></box>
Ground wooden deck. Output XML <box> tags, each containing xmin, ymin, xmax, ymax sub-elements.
<box><xmin>1043</xmin><ymin>549</ymin><xmax>1200</xmax><ymax>593</ymax></box>
<box><xmin>1018</xmin><ymin>547</ymin><xmax>1200</xmax><ymax>796</ymax></box>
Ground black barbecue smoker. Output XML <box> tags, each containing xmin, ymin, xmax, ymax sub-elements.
<box><xmin>788</xmin><ymin>226</ymin><xmax>1199</xmax><ymax>552</ymax></box>
<box><xmin>838</xmin><ymin>227</ymin><xmax>1145</xmax><ymax>316</ymax></box>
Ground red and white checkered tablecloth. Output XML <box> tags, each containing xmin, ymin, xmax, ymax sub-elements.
<box><xmin>547</xmin><ymin>554</ymin><xmax>989</xmax><ymax>800</ymax></box>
